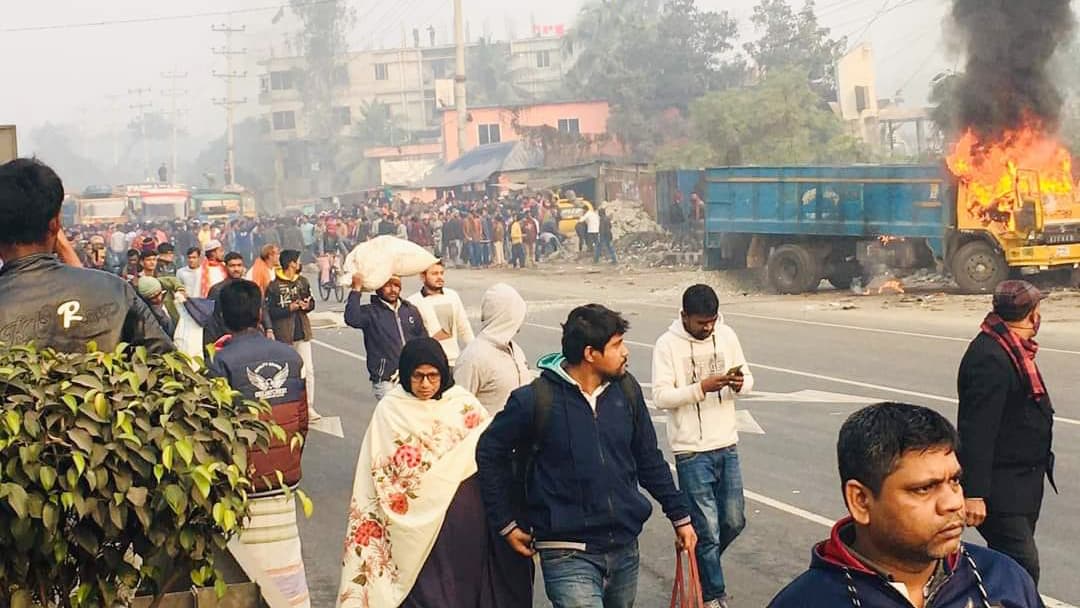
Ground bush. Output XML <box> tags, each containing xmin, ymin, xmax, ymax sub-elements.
<box><xmin>0</xmin><ymin>342</ymin><xmax>289</xmax><ymax>607</ymax></box>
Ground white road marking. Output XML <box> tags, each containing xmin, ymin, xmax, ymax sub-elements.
<box><xmin>309</xmin><ymin>416</ymin><xmax>344</xmax><ymax>438</ymax></box>
<box><xmin>524</xmin><ymin>323</ymin><xmax>1080</xmax><ymax>427</ymax></box>
<box><xmin>315</xmin><ymin>330</ymin><xmax>1077</xmax><ymax>605</ymax></box>
<box><xmin>742</xmin><ymin>389</ymin><xmax>879</xmax><ymax>405</ymax></box>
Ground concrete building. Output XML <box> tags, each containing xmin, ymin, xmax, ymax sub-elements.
<box><xmin>441</xmin><ymin>100</ymin><xmax>616</xmax><ymax>163</ymax></box>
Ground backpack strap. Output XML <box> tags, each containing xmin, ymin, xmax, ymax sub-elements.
<box><xmin>530</xmin><ymin>375</ymin><xmax>555</xmax><ymax>455</ymax></box>
<box><xmin>619</xmin><ymin>372</ymin><xmax>645</xmax><ymax>437</ymax></box>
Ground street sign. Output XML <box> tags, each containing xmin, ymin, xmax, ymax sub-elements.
<box><xmin>0</xmin><ymin>125</ymin><xmax>16</xmax><ymax>164</ymax></box>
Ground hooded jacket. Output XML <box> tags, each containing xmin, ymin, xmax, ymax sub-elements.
<box><xmin>454</xmin><ymin>283</ymin><xmax>531</xmax><ymax>412</ymax></box>
<box><xmin>651</xmin><ymin>316</ymin><xmax>754</xmax><ymax>453</ymax></box>
<box><xmin>265</xmin><ymin>269</ymin><xmax>315</xmax><ymax>345</ymax></box>
<box><xmin>768</xmin><ymin>517</ymin><xmax>1041</xmax><ymax>608</ymax></box>
<box><xmin>407</xmin><ymin>286</ymin><xmax>474</xmax><ymax>367</ymax></box>
<box><xmin>476</xmin><ymin>354</ymin><xmax>691</xmax><ymax>552</ymax></box>
<box><xmin>344</xmin><ymin>292</ymin><xmax>427</xmax><ymax>382</ymax></box>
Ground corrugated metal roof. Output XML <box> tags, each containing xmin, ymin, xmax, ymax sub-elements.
<box><xmin>419</xmin><ymin>141</ymin><xmax>543</xmax><ymax>188</ymax></box>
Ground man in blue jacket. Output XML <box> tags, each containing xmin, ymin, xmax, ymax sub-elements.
<box><xmin>769</xmin><ymin>402</ymin><xmax>1041</xmax><ymax>608</ymax></box>
<box><xmin>344</xmin><ymin>272</ymin><xmax>427</xmax><ymax>400</ymax></box>
<box><xmin>477</xmin><ymin>304</ymin><xmax>696</xmax><ymax>608</ymax></box>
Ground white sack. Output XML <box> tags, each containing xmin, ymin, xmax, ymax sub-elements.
<box><xmin>173</xmin><ymin>302</ymin><xmax>205</xmax><ymax>362</ymax></box>
<box><xmin>339</xmin><ymin>235</ymin><xmax>439</xmax><ymax>291</ymax></box>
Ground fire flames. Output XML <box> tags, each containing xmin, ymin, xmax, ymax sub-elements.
<box><xmin>947</xmin><ymin>125</ymin><xmax>1074</xmax><ymax>228</ymax></box>
<box><xmin>877</xmin><ymin>279</ymin><xmax>905</xmax><ymax>295</ymax></box>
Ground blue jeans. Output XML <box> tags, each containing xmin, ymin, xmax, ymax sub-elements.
<box><xmin>540</xmin><ymin>541</ymin><xmax>639</xmax><ymax>608</ymax></box>
<box><xmin>675</xmin><ymin>446</ymin><xmax>746</xmax><ymax>601</ymax></box>
<box><xmin>594</xmin><ymin>239</ymin><xmax>617</xmax><ymax>264</ymax></box>
<box><xmin>372</xmin><ymin>381</ymin><xmax>395</xmax><ymax>402</ymax></box>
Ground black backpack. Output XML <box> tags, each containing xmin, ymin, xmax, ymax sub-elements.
<box><xmin>510</xmin><ymin>372</ymin><xmax>647</xmax><ymax>517</ymax></box>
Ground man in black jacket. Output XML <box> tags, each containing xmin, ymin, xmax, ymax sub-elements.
<box><xmin>957</xmin><ymin>279</ymin><xmax>1054</xmax><ymax>585</ymax></box>
<box><xmin>344</xmin><ymin>272</ymin><xmax>427</xmax><ymax>401</ymax></box>
<box><xmin>0</xmin><ymin>158</ymin><xmax>172</xmax><ymax>354</ymax></box>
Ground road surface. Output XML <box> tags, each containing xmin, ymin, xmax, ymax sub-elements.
<box><xmin>293</xmin><ymin>266</ymin><xmax>1080</xmax><ymax>607</ymax></box>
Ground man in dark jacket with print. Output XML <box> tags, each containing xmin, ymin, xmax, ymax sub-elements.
<box><xmin>769</xmin><ymin>403</ymin><xmax>1040</xmax><ymax>608</ymax></box>
<box><xmin>207</xmin><ymin>279</ymin><xmax>310</xmax><ymax>606</ymax></box>
<box><xmin>476</xmin><ymin>304</ymin><xmax>696</xmax><ymax>608</ymax></box>
<box><xmin>266</xmin><ymin>249</ymin><xmax>319</xmax><ymax>421</ymax></box>
<box><xmin>344</xmin><ymin>272</ymin><xmax>427</xmax><ymax>401</ymax></box>
<box><xmin>957</xmin><ymin>280</ymin><xmax>1054</xmax><ymax>585</ymax></box>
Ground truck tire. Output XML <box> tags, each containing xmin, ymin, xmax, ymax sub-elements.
<box><xmin>767</xmin><ymin>244</ymin><xmax>820</xmax><ymax>294</ymax></box>
<box><xmin>826</xmin><ymin>263</ymin><xmax>861</xmax><ymax>290</ymax></box>
<box><xmin>951</xmin><ymin>240</ymin><xmax>1008</xmax><ymax>293</ymax></box>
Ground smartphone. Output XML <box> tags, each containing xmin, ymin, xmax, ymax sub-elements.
<box><xmin>726</xmin><ymin>364</ymin><xmax>744</xmax><ymax>376</ymax></box>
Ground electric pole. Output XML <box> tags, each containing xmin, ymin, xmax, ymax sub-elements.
<box><xmin>212</xmin><ymin>22</ymin><xmax>247</xmax><ymax>187</ymax></box>
<box><xmin>161</xmin><ymin>71</ymin><xmax>188</xmax><ymax>185</ymax></box>
<box><xmin>128</xmin><ymin>88</ymin><xmax>153</xmax><ymax>181</ymax></box>
<box><xmin>454</xmin><ymin>0</ymin><xmax>468</xmax><ymax>158</ymax></box>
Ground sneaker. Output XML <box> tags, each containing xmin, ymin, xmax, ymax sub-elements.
<box><xmin>703</xmin><ymin>601</ymin><xmax>722</xmax><ymax>608</ymax></box>
<box><xmin>308</xmin><ymin>407</ymin><xmax>323</xmax><ymax>422</ymax></box>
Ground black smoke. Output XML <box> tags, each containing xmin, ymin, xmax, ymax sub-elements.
<box><xmin>952</xmin><ymin>0</ymin><xmax>1074</xmax><ymax>138</ymax></box>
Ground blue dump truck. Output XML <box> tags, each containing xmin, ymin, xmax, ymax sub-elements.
<box><xmin>672</xmin><ymin>165</ymin><xmax>1080</xmax><ymax>293</ymax></box>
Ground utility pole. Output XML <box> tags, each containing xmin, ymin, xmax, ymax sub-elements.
<box><xmin>161</xmin><ymin>71</ymin><xmax>188</xmax><ymax>185</ymax></box>
<box><xmin>129</xmin><ymin>88</ymin><xmax>153</xmax><ymax>181</ymax></box>
<box><xmin>454</xmin><ymin>0</ymin><xmax>468</xmax><ymax>158</ymax></box>
<box><xmin>212</xmin><ymin>22</ymin><xmax>247</xmax><ymax>187</ymax></box>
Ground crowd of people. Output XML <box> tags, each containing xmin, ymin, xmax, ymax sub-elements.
<box><xmin>0</xmin><ymin>156</ymin><xmax>1056</xmax><ymax>608</ymax></box>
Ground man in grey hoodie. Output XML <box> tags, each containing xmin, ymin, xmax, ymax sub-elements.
<box><xmin>454</xmin><ymin>283</ymin><xmax>532</xmax><ymax>412</ymax></box>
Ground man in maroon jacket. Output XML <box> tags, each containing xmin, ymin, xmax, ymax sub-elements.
<box><xmin>208</xmin><ymin>279</ymin><xmax>311</xmax><ymax>607</ymax></box>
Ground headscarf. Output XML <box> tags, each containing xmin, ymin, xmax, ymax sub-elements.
<box><xmin>398</xmin><ymin>336</ymin><xmax>454</xmax><ymax>399</ymax></box>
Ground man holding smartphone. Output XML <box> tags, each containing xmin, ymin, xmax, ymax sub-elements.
<box><xmin>652</xmin><ymin>284</ymin><xmax>754</xmax><ymax>608</ymax></box>
<box><xmin>266</xmin><ymin>249</ymin><xmax>320</xmax><ymax>420</ymax></box>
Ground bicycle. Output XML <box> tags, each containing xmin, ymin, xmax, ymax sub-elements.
<box><xmin>317</xmin><ymin>253</ymin><xmax>346</xmax><ymax>303</ymax></box>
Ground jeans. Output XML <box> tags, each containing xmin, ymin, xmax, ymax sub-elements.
<box><xmin>978</xmin><ymin>512</ymin><xmax>1040</xmax><ymax>584</ymax></box>
<box><xmin>540</xmin><ymin>540</ymin><xmax>639</xmax><ymax>608</ymax></box>
<box><xmin>372</xmin><ymin>380</ymin><xmax>395</xmax><ymax>402</ymax></box>
<box><xmin>675</xmin><ymin>446</ymin><xmax>746</xmax><ymax>601</ymax></box>
<box><xmin>510</xmin><ymin>243</ymin><xmax>526</xmax><ymax>268</ymax></box>
<box><xmin>480</xmin><ymin>242</ymin><xmax>491</xmax><ymax>265</ymax></box>
<box><xmin>594</xmin><ymin>239</ymin><xmax>618</xmax><ymax>264</ymax></box>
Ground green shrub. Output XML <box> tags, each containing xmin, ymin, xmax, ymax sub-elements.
<box><xmin>0</xmin><ymin>342</ymin><xmax>286</xmax><ymax>607</ymax></box>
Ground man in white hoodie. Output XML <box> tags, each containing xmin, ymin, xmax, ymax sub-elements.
<box><xmin>409</xmin><ymin>261</ymin><xmax>474</xmax><ymax>369</ymax></box>
<box><xmin>652</xmin><ymin>284</ymin><xmax>753</xmax><ymax>608</ymax></box>
<box><xmin>454</xmin><ymin>283</ymin><xmax>531</xmax><ymax>412</ymax></box>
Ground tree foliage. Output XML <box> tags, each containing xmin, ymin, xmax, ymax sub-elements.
<box><xmin>564</xmin><ymin>0</ymin><xmax>744</xmax><ymax>157</ymax></box>
<box><xmin>743</xmin><ymin>0</ymin><xmax>845</xmax><ymax>96</ymax></box>
<box><xmin>353</xmin><ymin>101</ymin><xmax>407</xmax><ymax>148</ymax></box>
<box><xmin>467</xmin><ymin>38</ymin><xmax>520</xmax><ymax>107</ymax></box>
<box><xmin>0</xmin><ymin>342</ymin><xmax>297</xmax><ymax>608</ymax></box>
<box><xmin>656</xmin><ymin>68</ymin><xmax>867</xmax><ymax>167</ymax></box>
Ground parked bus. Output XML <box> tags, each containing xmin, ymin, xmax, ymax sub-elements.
<box><xmin>190</xmin><ymin>188</ymin><xmax>257</xmax><ymax>222</ymax></box>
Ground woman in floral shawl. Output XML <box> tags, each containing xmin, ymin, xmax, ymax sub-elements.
<box><xmin>337</xmin><ymin>337</ymin><xmax>532</xmax><ymax>608</ymax></box>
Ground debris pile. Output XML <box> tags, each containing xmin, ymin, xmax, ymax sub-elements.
<box><xmin>602</xmin><ymin>200</ymin><xmax>665</xmax><ymax>241</ymax></box>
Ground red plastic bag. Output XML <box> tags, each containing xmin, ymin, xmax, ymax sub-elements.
<box><xmin>670</xmin><ymin>549</ymin><xmax>705</xmax><ymax>608</ymax></box>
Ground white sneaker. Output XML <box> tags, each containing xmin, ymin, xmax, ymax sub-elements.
<box><xmin>703</xmin><ymin>601</ymin><xmax>723</xmax><ymax>608</ymax></box>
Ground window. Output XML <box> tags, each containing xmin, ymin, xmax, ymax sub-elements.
<box><xmin>334</xmin><ymin>106</ymin><xmax>352</xmax><ymax>126</ymax></box>
<box><xmin>536</xmin><ymin>50</ymin><xmax>551</xmax><ymax>68</ymax></box>
<box><xmin>375</xmin><ymin>63</ymin><xmax>389</xmax><ymax>81</ymax></box>
<box><xmin>272</xmin><ymin>111</ymin><xmax>296</xmax><ymax>130</ymax></box>
<box><xmin>557</xmin><ymin>118</ymin><xmax>580</xmax><ymax>135</ymax></box>
<box><xmin>478</xmin><ymin>124</ymin><xmax>501</xmax><ymax>145</ymax></box>
<box><xmin>259</xmin><ymin>74</ymin><xmax>270</xmax><ymax>94</ymax></box>
<box><xmin>269</xmin><ymin>70</ymin><xmax>294</xmax><ymax>90</ymax></box>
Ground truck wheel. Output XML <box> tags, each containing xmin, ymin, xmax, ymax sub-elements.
<box><xmin>767</xmin><ymin>244</ymin><xmax>820</xmax><ymax>294</ymax></box>
<box><xmin>951</xmin><ymin>241</ymin><xmax>1007</xmax><ymax>293</ymax></box>
<box><xmin>826</xmin><ymin>263</ymin><xmax>860</xmax><ymax>290</ymax></box>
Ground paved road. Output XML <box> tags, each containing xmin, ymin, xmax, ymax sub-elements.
<box><xmin>293</xmin><ymin>268</ymin><xmax>1080</xmax><ymax>607</ymax></box>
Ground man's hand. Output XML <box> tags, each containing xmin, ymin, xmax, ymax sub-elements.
<box><xmin>351</xmin><ymin>272</ymin><xmax>365</xmax><ymax>292</ymax></box>
<box><xmin>266</xmin><ymin>329</ymin><xmax>275</xmax><ymax>339</ymax></box>
<box><xmin>505</xmin><ymin>528</ymin><xmax>535</xmax><ymax>557</ymax></box>
<box><xmin>965</xmin><ymin>498</ymin><xmax>987</xmax><ymax>527</ymax></box>
<box><xmin>55</xmin><ymin>231</ymin><xmax>83</xmax><ymax>267</ymax></box>
<box><xmin>700</xmin><ymin>374</ymin><xmax>731</xmax><ymax>394</ymax></box>
<box><xmin>675</xmin><ymin>524</ymin><xmax>697</xmax><ymax>552</ymax></box>
<box><xmin>729</xmin><ymin>371</ymin><xmax>745</xmax><ymax>393</ymax></box>
<box><xmin>433</xmin><ymin>329</ymin><xmax>452</xmax><ymax>341</ymax></box>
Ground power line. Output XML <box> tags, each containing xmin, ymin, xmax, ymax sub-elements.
<box><xmin>0</xmin><ymin>0</ymin><xmax>336</xmax><ymax>33</ymax></box>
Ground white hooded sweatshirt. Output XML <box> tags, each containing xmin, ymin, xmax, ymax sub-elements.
<box><xmin>651</xmin><ymin>316</ymin><xmax>754</xmax><ymax>454</ymax></box>
<box><xmin>453</xmin><ymin>283</ymin><xmax>531</xmax><ymax>412</ymax></box>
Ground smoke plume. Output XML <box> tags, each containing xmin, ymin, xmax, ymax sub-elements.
<box><xmin>952</xmin><ymin>0</ymin><xmax>1074</xmax><ymax>137</ymax></box>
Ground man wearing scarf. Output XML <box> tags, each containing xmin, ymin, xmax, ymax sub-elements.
<box><xmin>199</xmin><ymin>239</ymin><xmax>227</xmax><ymax>297</ymax></box>
<box><xmin>957</xmin><ymin>280</ymin><xmax>1055</xmax><ymax>585</ymax></box>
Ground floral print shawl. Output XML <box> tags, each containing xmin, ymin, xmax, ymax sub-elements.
<box><xmin>336</xmin><ymin>384</ymin><xmax>490</xmax><ymax>608</ymax></box>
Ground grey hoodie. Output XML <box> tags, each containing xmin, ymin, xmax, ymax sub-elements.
<box><xmin>454</xmin><ymin>283</ymin><xmax>532</xmax><ymax>412</ymax></box>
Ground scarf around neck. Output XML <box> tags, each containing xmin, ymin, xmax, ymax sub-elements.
<box><xmin>980</xmin><ymin>312</ymin><xmax>1046</xmax><ymax>399</ymax></box>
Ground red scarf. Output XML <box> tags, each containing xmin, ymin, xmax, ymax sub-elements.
<box><xmin>980</xmin><ymin>312</ymin><xmax>1046</xmax><ymax>399</ymax></box>
<box><xmin>200</xmin><ymin>259</ymin><xmax>225</xmax><ymax>297</ymax></box>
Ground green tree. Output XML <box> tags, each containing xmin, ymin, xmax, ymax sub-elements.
<box><xmin>928</xmin><ymin>71</ymin><xmax>963</xmax><ymax>141</ymax></box>
<box><xmin>656</xmin><ymin>68</ymin><xmax>867</xmax><ymax>166</ymax></box>
<box><xmin>744</xmin><ymin>0</ymin><xmax>845</xmax><ymax>95</ymax></box>
<box><xmin>353</xmin><ymin>101</ymin><xmax>407</xmax><ymax>147</ymax></box>
<box><xmin>187</xmin><ymin>118</ymin><xmax>275</xmax><ymax>195</ymax></box>
<box><xmin>467</xmin><ymin>38</ymin><xmax>520</xmax><ymax>106</ymax></box>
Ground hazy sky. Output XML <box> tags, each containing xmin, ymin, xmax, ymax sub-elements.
<box><xmin>0</xmin><ymin>0</ymin><xmax>954</xmax><ymax>147</ymax></box>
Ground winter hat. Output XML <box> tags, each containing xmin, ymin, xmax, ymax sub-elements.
<box><xmin>136</xmin><ymin>276</ymin><xmax>164</xmax><ymax>299</ymax></box>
